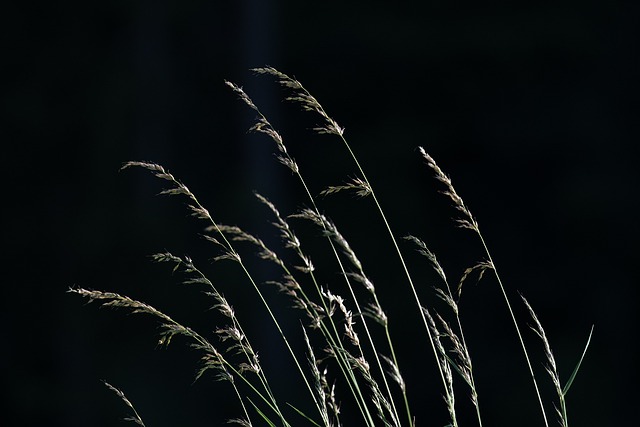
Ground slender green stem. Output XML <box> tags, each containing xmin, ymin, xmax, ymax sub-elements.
<box><xmin>227</xmin><ymin>79</ymin><xmax>379</xmax><ymax>425</ymax></box>
<box><xmin>455</xmin><ymin>315</ymin><xmax>483</xmax><ymax>427</ymax></box>
<box><xmin>296</xmin><ymin>172</ymin><xmax>382</xmax><ymax>427</ymax></box>
<box><xmin>476</xmin><ymin>232</ymin><xmax>549</xmax><ymax>427</ymax></box>
<box><xmin>214</xmin><ymin>225</ymin><xmax>308</xmax><ymax>427</ymax></box>
<box><xmin>339</xmin><ymin>134</ymin><xmax>444</xmax><ymax>427</ymax></box>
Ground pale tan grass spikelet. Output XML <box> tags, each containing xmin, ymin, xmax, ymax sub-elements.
<box><xmin>403</xmin><ymin>235</ymin><xmax>448</xmax><ymax>284</ymax></box>
<box><xmin>252</xmin><ymin>66</ymin><xmax>344</xmax><ymax>136</ymax></box>
<box><xmin>345</xmin><ymin>272</ymin><xmax>375</xmax><ymax>294</ymax></box>
<box><xmin>423</xmin><ymin>308</ymin><xmax>457</xmax><ymax>426</ymax></box>
<box><xmin>320</xmin><ymin>177</ymin><xmax>372</xmax><ymax>198</ymax></box>
<box><xmin>255</xmin><ymin>193</ymin><xmax>302</xmax><ymax>251</ymax></box>
<box><xmin>404</xmin><ymin>234</ymin><xmax>481</xmax><ymax>418</ymax></box>
<box><xmin>265</xmin><ymin>275</ymin><xmax>325</xmax><ymax>328</ymax></box>
<box><xmin>211</xmin><ymin>249</ymin><xmax>242</xmax><ymax>264</ymax></box>
<box><xmin>216</xmin><ymin>224</ymin><xmax>283</xmax><ymax>267</ymax></box>
<box><xmin>345</xmin><ymin>350</ymin><xmax>400</xmax><ymax>427</ymax></box>
<box><xmin>225</xmin><ymin>80</ymin><xmax>258</xmax><ymax>111</ymax></box>
<box><xmin>417</xmin><ymin>147</ymin><xmax>478</xmax><ymax>232</ymax></box>
<box><xmin>255</xmin><ymin>194</ymin><xmax>319</xmax><ymax>274</ymax></box>
<box><xmin>520</xmin><ymin>295</ymin><xmax>565</xmax><ymax>424</ymax></box>
<box><xmin>433</xmin><ymin>287</ymin><xmax>459</xmax><ymax>316</ymax></box>
<box><xmin>211</xmin><ymin>292</ymin><xmax>236</xmax><ymax>320</ymax></box>
<box><xmin>416</xmin><ymin>148</ymin><xmax>553</xmax><ymax>425</ymax></box>
<box><xmin>226</xmin><ymin>79</ymin><xmax>304</xmax><ymax>178</ymax></box>
<box><xmin>322</xmin><ymin>289</ymin><xmax>359</xmax><ymax>347</ymax></box>
<box><xmin>381</xmin><ymin>355</ymin><xmax>405</xmax><ymax>393</ymax></box>
<box><xmin>457</xmin><ymin>261</ymin><xmax>494</xmax><ymax>298</ymax></box>
<box><xmin>291</xmin><ymin>208</ymin><xmax>363</xmax><ymax>273</ymax></box>
<box><xmin>302</xmin><ymin>326</ymin><xmax>334</xmax><ymax>427</ymax></box>
<box><xmin>70</xmin><ymin>287</ymin><xmax>174</xmax><ymax>323</ymax></box>
<box><xmin>70</xmin><ymin>284</ymin><xmax>250</xmax><ymax>398</ymax></box>
<box><xmin>152</xmin><ymin>252</ymin><xmax>242</xmax><ymax>322</ymax></box>
<box><xmin>225</xmin><ymin>80</ymin><xmax>288</xmax><ymax>155</ymax></box>
<box><xmin>403</xmin><ymin>235</ymin><xmax>458</xmax><ymax>313</ymax></box>
<box><xmin>364</xmin><ymin>301</ymin><xmax>388</xmax><ymax>327</ymax></box>
<box><xmin>122</xmin><ymin>161</ymin><xmax>216</xmax><ymax>226</ymax></box>
<box><xmin>227</xmin><ymin>418</ymin><xmax>252</xmax><ymax>427</ymax></box>
<box><xmin>103</xmin><ymin>381</ymin><xmax>146</xmax><ymax>427</ymax></box>
<box><xmin>69</xmin><ymin>287</ymin><xmax>225</xmax><ymax>368</ymax></box>
<box><xmin>434</xmin><ymin>313</ymin><xmax>474</xmax><ymax>391</ymax></box>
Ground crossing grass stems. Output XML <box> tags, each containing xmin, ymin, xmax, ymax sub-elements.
<box><xmin>70</xmin><ymin>67</ymin><xmax>594</xmax><ymax>427</ymax></box>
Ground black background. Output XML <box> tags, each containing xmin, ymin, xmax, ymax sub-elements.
<box><xmin>4</xmin><ymin>1</ymin><xmax>638</xmax><ymax>426</ymax></box>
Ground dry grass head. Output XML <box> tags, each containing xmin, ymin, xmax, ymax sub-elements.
<box><xmin>72</xmin><ymin>67</ymin><xmax>593</xmax><ymax>427</ymax></box>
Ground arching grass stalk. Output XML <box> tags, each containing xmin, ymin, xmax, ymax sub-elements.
<box><xmin>69</xmin><ymin>288</ymin><xmax>258</xmax><ymax>426</ymax></box>
<box><xmin>72</xmin><ymin>66</ymin><xmax>594</xmax><ymax>427</ymax></box>
<box><xmin>521</xmin><ymin>296</ymin><xmax>595</xmax><ymax>427</ymax></box>
<box><xmin>150</xmin><ymin>252</ymin><xmax>284</xmax><ymax>421</ymax></box>
<box><xmin>103</xmin><ymin>381</ymin><xmax>147</xmax><ymax>427</ymax></box>
<box><xmin>403</xmin><ymin>235</ymin><xmax>482</xmax><ymax>427</ymax></box>
<box><xmin>227</xmin><ymin>79</ymin><xmax>404</xmax><ymax>426</ymax></box>
<box><xmin>252</xmin><ymin>67</ymin><xmax>445</xmax><ymax>426</ymax></box>
<box><xmin>417</xmin><ymin>148</ymin><xmax>549</xmax><ymax>427</ymax></box>
<box><xmin>225</xmin><ymin>79</ymin><xmax>378</xmax><ymax>426</ymax></box>
<box><xmin>120</xmin><ymin>161</ymin><xmax>317</xmax><ymax>427</ymax></box>
<box><xmin>214</xmin><ymin>218</ymin><xmax>373</xmax><ymax>427</ymax></box>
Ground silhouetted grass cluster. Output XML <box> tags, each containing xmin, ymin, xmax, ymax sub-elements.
<box><xmin>71</xmin><ymin>67</ymin><xmax>592</xmax><ymax>427</ymax></box>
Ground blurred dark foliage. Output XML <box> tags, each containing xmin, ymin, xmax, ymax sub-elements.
<box><xmin>3</xmin><ymin>1</ymin><xmax>638</xmax><ymax>426</ymax></box>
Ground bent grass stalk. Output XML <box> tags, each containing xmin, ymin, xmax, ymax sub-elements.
<box><xmin>403</xmin><ymin>234</ymin><xmax>482</xmax><ymax>427</ymax></box>
<box><xmin>72</xmin><ymin>67</ymin><xmax>592</xmax><ymax>427</ymax></box>
<box><xmin>417</xmin><ymin>148</ymin><xmax>549</xmax><ymax>426</ymax></box>
<box><xmin>521</xmin><ymin>295</ymin><xmax>594</xmax><ymax>427</ymax></box>
<box><xmin>227</xmin><ymin>78</ymin><xmax>403</xmax><ymax>426</ymax></box>
<box><xmin>119</xmin><ymin>161</ymin><xmax>318</xmax><ymax>427</ymax></box>
<box><xmin>103</xmin><ymin>381</ymin><xmax>146</xmax><ymax>427</ymax></box>
<box><xmin>251</xmin><ymin>67</ymin><xmax>440</xmax><ymax>426</ymax></box>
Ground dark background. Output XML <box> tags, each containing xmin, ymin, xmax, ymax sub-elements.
<box><xmin>4</xmin><ymin>1</ymin><xmax>638</xmax><ymax>426</ymax></box>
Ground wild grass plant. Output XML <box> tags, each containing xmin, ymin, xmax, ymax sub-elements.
<box><xmin>71</xmin><ymin>67</ymin><xmax>593</xmax><ymax>427</ymax></box>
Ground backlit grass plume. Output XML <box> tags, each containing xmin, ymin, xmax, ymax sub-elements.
<box><xmin>72</xmin><ymin>67</ymin><xmax>593</xmax><ymax>427</ymax></box>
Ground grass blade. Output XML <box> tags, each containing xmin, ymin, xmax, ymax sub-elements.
<box><xmin>562</xmin><ymin>325</ymin><xmax>595</xmax><ymax>396</ymax></box>
<box><xmin>286</xmin><ymin>403</ymin><xmax>323</xmax><ymax>427</ymax></box>
<box><xmin>248</xmin><ymin>398</ymin><xmax>279</xmax><ymax>427</ymax></box>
